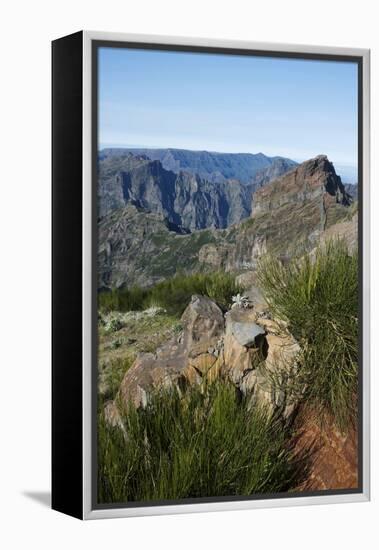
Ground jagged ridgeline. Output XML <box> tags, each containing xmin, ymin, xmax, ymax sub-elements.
<box><xmin>98</xmin><ymin>148</ymin><xmax>297</xmax><ymax>229</ymax></box>
<box><xmin>98</xmin><ymin>154</ymin><xmax>356</xmax><ymax>289</ymax></box>
<box><xmin>99</xmin><ymin>147</ymin><xmax>297</xmax><ymax>184</ymax></box>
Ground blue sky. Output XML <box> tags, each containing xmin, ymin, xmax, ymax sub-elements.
<box><xmin>98</xmin><ymin>47</ymin><xmax>358</xmax><ymax>181</ymax></box>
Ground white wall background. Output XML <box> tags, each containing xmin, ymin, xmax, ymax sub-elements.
<box><xmin>1</xmin><ymin>0</ymin><xmax>377</xmax><ymax>548</ymax></box>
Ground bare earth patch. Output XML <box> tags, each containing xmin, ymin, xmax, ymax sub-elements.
<box><xmin>292</xmin><ymin>404</ymin><xmax>358</xmax><ymax>491</ymax></box>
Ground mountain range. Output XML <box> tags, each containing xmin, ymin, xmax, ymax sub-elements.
<box><xmin>98</xmin><ymin>155</ymin><xmax>356</xmax><ymax>289</ymax></box>
<box><xmin>98</xmin><ymin>149</ymin><xmax>298</xmax><ymax>230</ymax></box>
<box><xmin>99</xmin><ymin>148</ymin><xmax>297</xmax><ymax>185</ymax></box>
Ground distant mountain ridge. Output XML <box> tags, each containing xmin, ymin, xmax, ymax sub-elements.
<box><xmin>99</xmin><ymin>147</ymin><xmax>297</xmax><ymax>185</ymax></box>
<box><xmin>251</xmin><ymin>158</ymin><xmax>299</xmax><ymax>188</ymax></box>
<box><xmin>98</xmin><ymin>153</ymin><xmax>253</xmax><ymax>230</ymax></box>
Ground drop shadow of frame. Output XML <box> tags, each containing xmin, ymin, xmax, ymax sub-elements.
<box><xmin>22</xmin><ymin>491</ymin><xmax>51</xmax><ymax>508</ymax></box>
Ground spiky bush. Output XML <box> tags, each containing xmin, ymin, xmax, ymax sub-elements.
<box><xmin>98</xmin><ymin>380</ymin><xmax>300</xmax><ymax>503</ymax></box>
<box><xmin>257</xmin><ymin>239</ymin><xmax>358</xmax><ymax>429</ymax></box>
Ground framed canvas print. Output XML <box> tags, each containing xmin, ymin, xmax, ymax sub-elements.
<box><xmin>52</xmin><ymin>31</ymin><xmax>370</xmax><ymax>520</ymax></box>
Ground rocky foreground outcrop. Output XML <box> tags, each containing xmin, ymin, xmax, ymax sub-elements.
<box><xmin>105</xmin><ymin>293</ymin><xmax>300</xmax><ymax>428</ymax></box>
<box><xmin>104</xmin><ymin>292</ymin><xmax>358</xmax><ymax>491</ymax></box>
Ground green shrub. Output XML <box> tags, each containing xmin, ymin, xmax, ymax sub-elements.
<box><xmin>99</xmin><ymin>272</ymin><xmax>242</xmax><ymax>317</ymax></box>
<box><xmin>145</xmin><ymin>273</ymin><xmax>206</xmax><ymax>316</ymax></box>
<box><xmin>205</xmin><ymin>272</ymin><xmax>243</xmax><ymax>311</ymax></box>
<box><xmin>98</xmin><ymin>286</ymin><xmax>149</xmax><ymax>313</ymax></box>
<box><xmin>147</xmin><ymin>272</ymin><xmax>242</xmax><ymax>316</ymax></box>
<box><xmin>257</xmin><ymin>240</ymin><xmax>358</xmax><ymax>429</ymax></box>
<box><xmin>98</xmin><ymin>379</ymin><xmax>299</xmax><ymax>503</ymax></box>
<box><xmin>98</xmin><ymin>288</ymin><xmax>119</xmax><ymax>312</ymax></box>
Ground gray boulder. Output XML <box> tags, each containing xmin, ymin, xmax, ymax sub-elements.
<box><xmin>229</xmin><ymin>321</ymin><xmax>265</xmax><ymax>347</ymax></box>
<box><xmin>181</xmin><ymin>294</ymin><xmax>225</xmax><ymax>350</ymax></box>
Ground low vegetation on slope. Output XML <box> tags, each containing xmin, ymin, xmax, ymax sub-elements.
<box><xmin>257</xmin><ymin>240</ymin><xmax>358</xmax><ymax>429</ymax></box>
<box><xmin>98</xmin><ymin>271</ymin><xmax>242</xmax><ymax>317</ymax></box>
<box><xmin>98</xmin><ymin>379</ymin><xmax>300</xmax><ymax>503</ymax></box>
<box><xmin>98</xmin><ymin>308</ymin><xmax>182</xmax><ymax>400</ymax></box>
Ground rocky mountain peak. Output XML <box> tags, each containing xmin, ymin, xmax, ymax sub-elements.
<box><xmin>252</xmin><ymin>155</ymin><xmax>352</xmax><ymax>217</ymax></box>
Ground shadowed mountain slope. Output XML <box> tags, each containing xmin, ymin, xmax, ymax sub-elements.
<box><xmin>98</xmin><ymin>152</ymin><xmax>253</xmax><ymax>230</ymax></box>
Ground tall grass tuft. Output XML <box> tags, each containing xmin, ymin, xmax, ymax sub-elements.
<box><xmin>98</xmin><ymin>380</ymin><xmax>299</xmax><ymax>503</ymax></box>
<box><xmin>257</xmin><ymin>239</ymin><xmax>358</xmax><ymax>429</ymax></box>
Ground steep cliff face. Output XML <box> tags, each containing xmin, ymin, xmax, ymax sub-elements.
<box><xmin>98</xmin><ymin>153</ymin><xmax>252</xmax><ymax>230</ymax></box>
<box><xmin>98</xmin><ymin>156</ymin><xmax>356</xmax><ymax>289</ymax></box>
